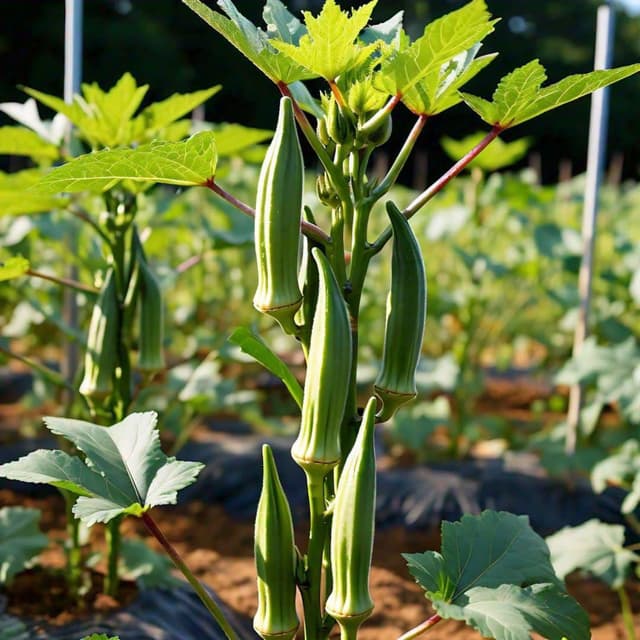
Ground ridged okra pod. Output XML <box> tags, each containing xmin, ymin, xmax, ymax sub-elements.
<box><xmin>254</xmin><ymin>445</ymin><xmax>299</xmax><ymax>640</ymax></box>
<box><xmin>291</xmin><ymin>248</ymin><xmax>352</xmax><ymax>480</ymax></box>
<box><xmin>374</xmin><ymin>202</ymin><xmax>427</xmax><ymax>421</ymax></box>
<box><xmin>138</xmin><ymin>255</ymin><xmax>165</xmax><ymax>372</ymax></box>
<box><xmin>253</xmin><ymin>96</ymin><xmax>304</xmax><ymax>335</ymax></box>
<box><xmin>79</xmin><ymin>267</ymin><xmax>119</xmax><ymax>400</ymax></box>
<box><xmin>325</xmin><ymin>396</ymin><xmax>377</xmax><ymax>638</ymax></box>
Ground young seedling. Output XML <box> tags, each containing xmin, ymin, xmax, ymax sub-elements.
<box><xmin>4</xmin><ymin>0</ymin><xmax>639</xmax><ymax>638</ymax></box>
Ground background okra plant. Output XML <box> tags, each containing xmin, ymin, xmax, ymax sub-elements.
<box><xmin>1</xmin><ymin>1</ymin><xmax>639</xmax><ymax>639</ymax></box>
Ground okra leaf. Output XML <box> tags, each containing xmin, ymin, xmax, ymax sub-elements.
<box><xmin>229</xmin><ymin>327</ymin><xmax>303</xmax><ymax>409</ymax></box>
<box><xmin>0</xmin><ymin>507</ymin><xmax>48</xmax><ymax>585</ymax></box>
<box><xmin>182</xmin><ymin>0</ymin><xmax>313</xmax><ymax>85</ymax></box>
<box><xmin>34</xmin><ymin>412</ymin><xmax>203</xmax><ymax>526</ymax></box>
<box><xmin>270</xmin><ymin>0</ymin><xmax>378</xmax><ymax>82</ymax></box>
<box><xmin>118</xmin><ymin>538</ymin><xmax>181</xmax><ymax>589</ymax></box>
<box><xmin>591</xmin><ymin>440</ymin><xmax>640</xmax><ymax>514</ymax></box>
<box><xmin>0</xmin><ymin>256</ymin><xmax>30</xmax><ymax>282</ymax></box>
<box><xmin>434</xmin><ymin>583</ymin><xmax>589</xmax><ymax>640</ymax></box>
<box><xmin>212</xmin><ymin>123</ymin><xmax>273</xmax><ymax>157</ymax></box>
<box><xmin>546</xmin><ymin>520</ymin><xmax>639</xmax><ymax>589</ymax></box>
<box><xmin>0</xmin><ymin>126</ymin><xmax>59</xmax><ymax>161</ymax></box>
<box><xmin>374</xmin><ymin>0</ymin><xmax>496</xmax><ymax>106</ymax></box>
<box><xmin>34</xmin><ymin>131</ymin><xmax>218</xmax><ymax>194</ymax></box>
<box><xmin>441</xmin><ymin>132</ymin><xmax>531</xmax><ymax>171</ymax></box>
<box><xmin>405</xmin><ymin>511</ymin><xmax>588</xmax><ymax>640</ymax></box>
<box><xmin>461</xmin><ymin>59</ymin><xmax>640</xmax><ymax>127</ymax></box>
<box><xmin>130</xmin><ymin>86</ymin><xmax>221</xmax><ymax>140</ymax></box>
<box><xmin>405</xmin><ymin>512</ymin><xmax>561</xmax><ymax>602</ymax></box>
<box><xmin>0</xmin><ymin>449</ymin><xmax>105</xmax><ymax>497</ymax></box>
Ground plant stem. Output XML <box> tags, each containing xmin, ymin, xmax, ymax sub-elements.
<box><xmin>302</xmin><ymin>472</ymin><xmax>330</xmax><ymax>640</ymax></box>
<box><xmin>206</xmin><ymin>179</ymin><xmax>331</xmax><ymax>245</ymax></box>
<box><xmin>370</xmin><ymin>125</ymin><xmax>502</xmax><ymax>255</ymax></box>
<box><xmin>141</xmin><ymin>511</ymin><xmax>239</xmax><ymax>640</ymax></box>
<box><xmin>27</xmin><ymin>269</ymin><xmax>98</xmax><ymax>295</ymax></box>
<box><xmin>397</xmin><ymin>614</ymin><xmax>443</xmax><ymax>640</ymax></box>
<box><xmin>617</xmin><ymin>586</ymin><xmax>637</xmax><ymax>640</ymax></box>
<box><xmin>104</xmin><ymin>516</ymin><xmax>122</xmax><ymax>598</ymax></box>
<box><xmin>61</xmin><ymin>489</ymin><xmax>82</xmax><ymax>603</ymax></box>
<box><xmin>371</xmin><ymin>115</ymin><xmax>428</xmax><ymax>200</ymax></box>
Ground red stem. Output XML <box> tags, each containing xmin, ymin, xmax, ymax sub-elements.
<box><xmin>206</xmin><ymin>178</ymin><xmax>331</xmax><ymax>245</ymax></box>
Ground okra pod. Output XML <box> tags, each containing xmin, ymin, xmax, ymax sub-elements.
<box><xmin>325</xmin><ymin>396</ymin><xmax>377</xmax><ymax>637</ymax></box>
<box><xmin>254</xmin><ymin>445</ymin><xmax>299</xmax><ymax>640</ymax></box>
<box><xmin>291</xmin><ymin>248</ymin><xmax>352</xmax><ymax>480</ymax></box>
<box><xmin>79</xmin><ymin>268</ymin><xmax>119</xmax><ymax>400</ymax></box>
<box><xmin>374</xmin><ymin>202</ymin><xmax>427</xmax><ymax>421</ymax></box>
<box><xmin>253</xmin><ymin>96</ymin><xmax>304</xmax><ymax>335</ymax></box>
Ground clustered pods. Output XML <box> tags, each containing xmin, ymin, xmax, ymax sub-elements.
<box><xmin>374</xmin><ymin>202</ymin><xmax>427</xmax><ymax>421</ymax></box>
<box><xmin>253</xmin><ymin>96</ymin><xmax>304</xmax><ymax>336</ymax></box>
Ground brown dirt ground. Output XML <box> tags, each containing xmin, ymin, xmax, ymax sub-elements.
<box><xmin>1</xmin><ymin>489</ymin><xmax>639</xmax><ymax>640</ymax></box>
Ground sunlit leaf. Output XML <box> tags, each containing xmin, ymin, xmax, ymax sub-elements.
<box><xmin>462</xmin><ymin>60</ymin><xmax>640</xmax><ymax>127</ymax></box>
<box><xmin>34</xmin><ymin>131</ymin><xmax>218</xmax><ymax>193</ymax></box>
<box><xmin>0</xmin><ymin>256</ymin><xmax>30</xmax><ymax>282</ymax></box>
<box><xmin>182</xmin><ymin>0</ymin><xmax>313</xmax><ymax>84</ymax></box>
<box><xmin>0</xmin><ymin>126</ymin><xmax>59</xmax><ymax>160</ymax></box>
<box><xmin>271</xmin><ymin>0</ymin><xmax>378</xmax><ymax>82</ymax></box>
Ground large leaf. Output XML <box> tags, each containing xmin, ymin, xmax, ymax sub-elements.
<box><xmin>228</xmin><ymin>326</ymin><xmax>303</xmax><ymax>409</ymax></box>
<box><xmin>405</xmin><ymin>511</ymin><xmax>588</xmax><ymax>640</ymax></box>
<box><xmin>546</xmin><ymin>520</ymin><xmax>639</xmax><ymax>590</ymax></box>
<box><xmin>0</xmin><ymin>256</ymin><xmax>30</xmax><ymax>282</ymax></box>
<box><xmin>0</xmin><ymin>449</ymin><xmax>104</xmax><ymax>497</ymax></box>
<box><xmin>182</xmin><ymin>0</ymin><xmax>312</xmax><ymax>84</ymax></box>
<box><xmin>34</xmin><ymin>131</ymin><xmax>218</xmax><ymax>194</ymax></box>
<box><xmin>435</xmin><ymin>582</ymin><xmax>589</xmax><ymax>640</ymax></box>
<box><xmin>271</xmin><ymin>0</ymin><xmax>378</xmax><ymax>81</ymax></box>
<box><xmin>374</xmin><ymin>0</ymin><xmax>496</xmax><ymax>109</ymax></box>
<box><xmin>0</xmin><ymin>126</ymin><xmax>59</xmax><ymax>161</ymax></box>
<box><xmin>462</xmin><ymin>59</ymin><xmax>640</xmax><ymax>127</ymax></box>
<box><xmin>0</xmin><ymin>507</ymin><xmax>48</xmax><ymax>585</ymax></box>
<box><xmin>5</xmin><ymin>412</ymin><xmax>204</xmax><ymax>526</ymax></box>
<box><xmin>591</xmin><ymin>440</ymin><xmax>640</xmax><ymax>514</ymax></box>
<box><xmin>405</xmin><ymin>511</ymin><xmax>560</xmax><ymax>602</ymax></box>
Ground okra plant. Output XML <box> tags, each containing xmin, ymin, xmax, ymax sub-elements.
<box><xmin>2</xmin><ymin>1</ymin><xmax>639</xmax><ymax>639</ymax></box>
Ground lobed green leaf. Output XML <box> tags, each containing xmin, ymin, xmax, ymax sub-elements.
<box><xmin>34</xmin><ymin>131</ymin><xmax>218</xmax><ymax>194</ymax></box>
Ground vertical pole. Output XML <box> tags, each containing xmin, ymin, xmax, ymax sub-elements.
<box><xmin>62</xmin><ymin>0</ymin><xmax>83</xmax><ymax>398</ymax></box>
<box><xmin>565</xmin><ymin>4</ymin><xmax>615</xmax><ymax>455</ymax></box>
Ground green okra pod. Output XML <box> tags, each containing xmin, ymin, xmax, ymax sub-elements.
<box><xmin>291</xmin><ymin>248</ymin><xmax>352</xmax><ymax>480</ymax></box>
<box><xmin>253</xmin><ymin>96</ymin><xmax>304</xmax><ymax>335</ymax></box>
<box><xmin>374</xmin><ymin>202</ymin><xmax>427</xmax><ymax>422</ymax></box>
<box><xmin>137</xmin><ymin>255</ymin><xmax>165</xmax><ymax>372</ymax></box>
<box><xmin>79</xmin><ymin>267</ymin><xmax>119</xmax><ymax>400</ymax></box>
<box><xmin>254</xmin><ymin>445</ymin><xmax>299</xmax><ymax>640</ymax></box>
<box><xmin>325</xmin><ymin>396</ymin><xmax>377</xmax><ymax>638</ymax></box>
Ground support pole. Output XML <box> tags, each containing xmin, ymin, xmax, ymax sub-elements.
<box><xmin>565</xmin><ymin>4</ymin><xmax>615</xmax><ymax>454</ymax></box>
